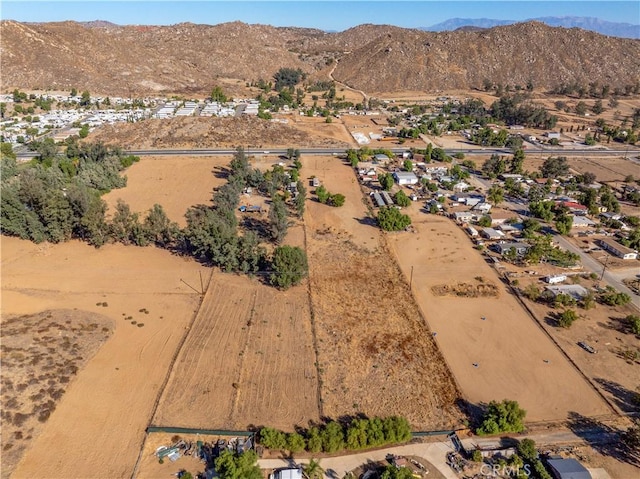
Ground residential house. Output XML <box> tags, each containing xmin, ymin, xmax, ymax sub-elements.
<box><xmin>571</xmin><ymin>216</ymin><xmax>597</xmax><ymax>228</ymax></box>
<box><xmin>453</xmin><ymin>211</ymin><xmax>475</xmax><ymax>223</ymax></box>
<box><xmin>496</xmin><ymin>242</ymin><xmax>529</xmax><ymax>256</ymax></box>
<box><xmin>545</xmin><ymin>285</ymin><xmax>589</xmax><ymax>301</ymax></box>
<box><xmin>557</xmin><ymin>201</ymin><xmax>588</xmax><ymax>216</ymax></box>
<box><xmin>598</xmin><ymin>238</ymin><xmax>638</xmax><ymax>260</ymax></box>
<box><xmin>481</xmin><ymin>228</ymin><xmax>505</xmax><ymax>240</ymax></box>
<box><xmin>545</xmin><ymin>458</ymin><xmax>592</xmax><ymax>479</ymax></box>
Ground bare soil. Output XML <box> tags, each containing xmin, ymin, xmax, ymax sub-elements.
<box><xmin>103</xmin><ymin>155</ymin><xmax>223</xmax><ymax>226</ymax></box>
<box><xmin>303</xmin><ymin>156</ymin><xmax>464</xmax><ymax>429</ymax></box>
<box><xmin>1</xmin><ymin>237</ymin><xmax>203</xmax><ymax>479</ymax></box>
<box><xmin>153</xmin><ymin>273</ymin><xmax>320</xmax><ymax>431</ymax></box>
<box><xmin>386</xmin><ymin>213</ymin><xmax>612</xmax><ymax>422</ymax></box>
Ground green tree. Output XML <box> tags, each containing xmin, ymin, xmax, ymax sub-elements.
<box><xmin>377</xmin><ymin>207</ymin><xmax>411</xmax><ymax>231</ymax></box>
<box><xmin>286</xmin><ymin>432</ymin><xmax>306</xmax><ymax>453</ymax></box>
<box><xmin>575</xmin><ymin>101</ymin><xmax>587</xmax><ymax>116</ymax></box>
<box><xmin>523</xmin><ymin>284</ymin><xmax>541</xmax><ymax>301</ymax></box>
<box><xmin>477</xmin><ymin>215</ymin><xmax>492</xmax><ymax>227</ymax></box>
<box><xmin>394</xmin><ymin>190</ymin><xmax>411</xmax><ymax>207</ymax></box>
<box><xmin>330</xmin><ymin>193</ymin><xmax>345</xmax><ymax>207</ymax></box>
<box><xmin>320</xmin><ymin>421</ymin><xmax>345</xmax><ymax>453</ymax></box>
<box><xmin>274</xmin><ymin>67</ymin><xmax>303</xmax><ymax>90</ymax></box>
<box><xmin>540</xmin><ymin>157</ymin><xmax>569</xmax><ymax>177</ymax></box>
<box><xmin>517</xmin><ymin>438</ymin><xmax>537</xmax><ymax>461</ymax></box>
<box><xmin>70</xmin><ymin>88</ymin><xmax>78</xmax><ymax>97</ymax></box>
<box><xmin>315</xmin><ymin>184</ymin><xmax>330</xmax><ymax>204</ymax></box>
<box><xmin>268</xmin><ymin>197</ymin><xmax>288</xmax><ymax>244</ymax></box>
<box><xmin>80</xmin><ymin>90</ymin><xmax>91</xmax><ymax>107</ymax></box>
<box><xmin>270</xmin><ymin>245</ymin><xmax>308</xmax><ymax>289</ymax></box>
<box><xmin>599</xmin><ymin>287</ymin><xmax>631</xmax><ymax>306</ymax></box>
<box><xmin>557</xmin><ymin>309</ymin><xmax>578</xmax><ymax>328</ymax></box>
<box><xmin>214</xmin><ymin>450</ymin><xmax>261</xmax><ymax>479</ymax></box>
<box><xmin>260</xmin><ymin>427</ymin><xmax>287</xmax><ymax>450</ymax></box>
<box><xmin>626</xmin><ymin>315</ymin><xmax>640</xmax><ymax>336</ymax></box>
<box><xmin>476</xmin><ymin>399</ymin><xmax>527</xmax><ymax>435</ymax></box>
<box><xmin>487</xmin><ymin>185</ymin><xmax>505</xmax><ymax>206</ymax></box>
<box><xmin>302</xmin><ymin>458</ymin><xmax>324</xmax><ymax>479</ymax></box>
<box><xmin>347</xmin><ymin>149</ymin><xmax>359</xmax><ymax>167</ymax></box>
<box><xmin>211</xmin><ymin>86</ymin><xmax>228</xmax><ymax>103</ymax></box>
<box><xmin>380</xmin><ymin>465</ymin><xmax>415</xmax><ymax>479</ymax></box>
<box><xmin>79</xmin><ymin>124</ymin><xmax>90</xmax><ymax>139</ymax></box>
<box><xmin>403</xmin><ymin>159</ymin><xmax>413</xmax><ymax>171</ymax></box>
<box><xmin>306</xmin><ymin>427</ymin><xmax>322</xmax><ymax>453</ymax></box>
<box><xmin>378</xmin><ymin>173</ymin><xmax>394</xmax><ymax>191</ymax></box>
<box><xmin>295</xmin><ymin>180</ymin><xmax>306</xmax><ymax>217</ymax></box>
<box><xmin>555</xmin><ymin>213</ymin><xmax>573</xmax><ymax>235</ymax></box>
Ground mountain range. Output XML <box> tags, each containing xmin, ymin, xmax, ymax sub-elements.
<box><xmin>425</xmin><ymin>16</ymin><xmax>640</xmax><ymax>39</ymax></box>
<box><xmin>1</xmin><ymin>20</ymin><xmax>639</xmax><ymax>96</ymax></box>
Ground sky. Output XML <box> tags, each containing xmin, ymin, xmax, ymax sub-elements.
<box><xmin>1</xmin><ymin>1</ymin><xmax>638</xmax><ymax>31</ymax></box>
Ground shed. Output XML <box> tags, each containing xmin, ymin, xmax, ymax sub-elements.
<box><xmin>546</xmin><ymin>458</ymin><xmax>592</xmax><ymax>479</ymax></box>
<box><xmin>373</xmin><ymin>153</ymin><xmax>390</xmax><ymax>162</ymax></box>
<box><xmin>545</xmin><ymin>285</ymin><xmax>589</xmax><ymax>301</ymax></box>
<box><xmin>372</xmin><ymin>192</ymin><xmax>385</xmax><ymax>208</ymax></box>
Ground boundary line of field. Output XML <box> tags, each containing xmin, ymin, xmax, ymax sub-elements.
<box><xmin>505</xmin><ymin>273</ymin><xmax>620</xmax><ymax>418</ymax></box>
<box><xmin>301</xmin><ymin>208</ymin><xmax>325</xmax><ymax>419</ymax></box>
<box><xmin>130</xmin><ymin>268</ymin><xmax>214</xmax><ymax>479</ymax></box>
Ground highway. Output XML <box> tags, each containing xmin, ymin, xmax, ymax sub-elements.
<box><xmin>15</xmin><ymin>146</ymin><xmax>640</xmax><ymax>159</ymax></box>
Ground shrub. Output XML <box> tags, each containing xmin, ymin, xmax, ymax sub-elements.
<box><xmin>260</xmin><ymin>427</ymin><xmax>287</xmax><ymax>450</ymax></box>
<box><xmin>377</xmin><ymin>206</ymin><xmax>411</xmax><ymax>231</ymax></box>
<box><xmin>476</xmin><ymin>399</ymin><xmax>526</xmax><ymax>435</ymax></box>
<box><xmin>556</xmin><ymin>309</ymin><xmax>578</xmax><ymax>328</ymax></box>
<box><xmin>471</xmin><ymin>449</ymin><xmax>483</xmax><ymax>462</ymax></box>
<box><xmin>270</xmin><ymin>246</ymin><xmax>308</xmax><ymax>289</ymax></box>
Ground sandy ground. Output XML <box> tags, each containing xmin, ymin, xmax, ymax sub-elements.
<box><xmin>386</xmin><ymin>213</ymin><xmax>612</xmax><ymax>422</ymax></box>
<box><xmin>103</xmin><ymin>155</ymin><xmax>225</xmax><ymax>226</ymax></box>
<box><xmin>285</xmin><ymin>115</ymin><xmax>356</xmax><ymax>147</ymax></box>
<box><xmin>2</xmin><ymin>237</ymin><xmax>204</xmax><ymax>479</ymax></box>
<box><xmin>153</xmin><ymin>272</ymin><xmax>320</xmax><ymax>431</ymax></box>
<box><xmin>303</xmin><ymin>156</ymin><xmax>464</xmax><ymax>429</ymax></box>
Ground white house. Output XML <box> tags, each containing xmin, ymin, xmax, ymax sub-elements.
<box><xmin>571</xmin><ymin>215</ymin><xmax>597</xmax><ymax>228</ymax></box>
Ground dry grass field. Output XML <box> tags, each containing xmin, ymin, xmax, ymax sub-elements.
<box><xmin>303</xmin><ymin>157</ymin><xmax>464</xmax><ymax>430</ymax></box>
<box><xmin>102</xmin><ymin>155</ymin><xmax>223</xmax><ymax>226</ymax></box>
<box><xmin>386</xmin><ymin>213</ymin><xmax>613</xmax><ymax>422</ymax></box>
<box><xmin>153</xmin><ymin>273</ymin><xmax>320</xmax><ymax>431</ymax></box>
<box><xmin>285</xmin><ymin>115</ymin><xmax>356</xmax><ymax>146</ymax></box>
<box><xmin>1</xmin><ymin>237</ymin><xmax>204</xmax><ymax>479</ymax></box>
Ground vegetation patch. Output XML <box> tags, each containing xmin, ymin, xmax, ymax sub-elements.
<box><xmin>431</xmin><ymin>282</ymin><xmax>499</xmax><ymax>298</ymax></box>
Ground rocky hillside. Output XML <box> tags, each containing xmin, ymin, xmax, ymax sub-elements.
<box><xmin>1</xmin><ymin>20</ymin><xmax>639</xmax><ymax>96</ymax></box>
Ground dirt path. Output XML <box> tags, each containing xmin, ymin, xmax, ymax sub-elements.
<box><xmin>329</xmin><ymin>59</ymin><xmax>367</xmax><ymax>102</ymax></box>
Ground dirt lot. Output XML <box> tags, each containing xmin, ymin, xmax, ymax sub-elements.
<box><xmin>102</xmin><ymin>155</ymin><xmax>225</xmax><ymax>226</ymax></box>
<box><xmin>386</xmin><ymin>213</ymin><xmax>612</xmax><ymax>422</ymax></box>
<box><xmin>0</xmin><ymin>309</ymin><xmax>113</xmax><ymax>479</ymax></box>
<box><xmin>519</xmin><ymin>155</ymin><xmax>639</xmax><ymax>183</ymax></box>
<box><xmin>285</xmin><ymin>114</ymin><xmax>356</xmax><ymax>146</ymax></box>
<box><xmin>341</xmin><ymin>114</ymin><xmax>426</xmax><ymax>149</ymax></box>
<box><xmin>153</xmin><ymin>272</ymin><xmax>320</xmax><ymax>431</ymax></box>
<box><xmin>303</xmin><ymin>156</ymin><xmax>463</xmax><ymax>430</ymax></box>
<box><xmin>517</xmin><ymin>276</ymin><xmax>640</xmax><ymax>416</ymax></box>
<box><xmin>1</xmin><ymin>237</ymin><xmax>203</xmax><ymax>479</ymax></box>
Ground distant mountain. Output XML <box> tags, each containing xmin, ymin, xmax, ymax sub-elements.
<box><xmin>425</xmin><ymin>16</ymin><xmax>640</xmax><ymax>39</ymax></box>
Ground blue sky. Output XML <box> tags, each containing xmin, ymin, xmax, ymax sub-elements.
<box><xmin>2</xmin><ymin>1</ymin><xmax>638</xmax><ymax>30</ymax></box>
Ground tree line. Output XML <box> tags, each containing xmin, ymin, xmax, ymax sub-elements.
<box><xmin>259</xmin><ymin>416</ymin><xmax>412</xmax><ymax>454</ymax></box>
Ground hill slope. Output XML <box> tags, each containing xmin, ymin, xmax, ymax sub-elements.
<box><xmin>1</xmin><ymin>20</ymin><xmax>639</xmax><ymax>95</ymax></box>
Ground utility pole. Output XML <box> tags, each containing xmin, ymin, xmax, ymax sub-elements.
<box><xmin>600</xmin><ymin>255</ymin><xmax>610</xmax><ymax>282</ymax></box>
<box><xmin>410</xmin><ymin>265</ymin><xmax>414</xmax><ymax>289</ymax></box>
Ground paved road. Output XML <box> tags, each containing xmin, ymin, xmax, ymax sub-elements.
<box><xmin>553</xmin><ymin>234</ymin><xmax>640</xmax><ymax>310</ymax></box>
<box><xmin>16</xmin><ymin>147</ymin><xmax>640</xmax><ymax>159</ymax></box>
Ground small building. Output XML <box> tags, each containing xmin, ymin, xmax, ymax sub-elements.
<box><xmin>453</xmin><ymin>181</ymin><xmax>471</xmax><ymax>192</ymax></box>
<box><xmin>453</xmin><ymin>211</ymin><xmax>475</xmax><ymax>223</ymax></box>
<box><xmin>598</xmin><ymin>238</ymin><xmax>638</xmax><ymax>260</ymax></box>
<box><xmin>557</xmin><ymin>201</ymin><xmax>588</xmax><ymax>216</ymax></box>
<box><xmin>466</xmin><ymin>226</ymin><xmax>479</xmax><ymax>237</ymax></box>
<box><xmin>481</xmin><ymin>228</ymin><xmax>505</xmax><ymax>240</ymax></box>
<box><xmin>600</xmin><ymin>212</ymin><xmax>622</xmax><ymax>221</ymax></box>
<box><xmin>393</xmin><ymin>171</ymin><xmax>419</xmax><ymax>185</ymax></box>
<box><xmin>546</xmin><ymin>131</ymin><xmax>562</xmax><ymax>140</ymax></box>
<box><xmin>545</xmin><ymin>284</ymin><xmax>589</xmax><ymax>301</ymax></box>
<box><xmin>381</xmin><ymin>191</ymin><xmax>394</xmax><ymax>206</ymax></box>
<box><xmin>571</xmin><ymin>216</ymin><xmax>596</xmax><ymax>228</ymax></box>
<box><xmin>496</xmin><ymin>242</ymin><xmax>529</xmax><ymax>256</ymax></box>
<box><xmin>372</xmin><ymin>192</ymin><xmax>385</xmax><ymax>208</ymax></box>
<box><xmin>546</xmin><ymin>458</ymin><xmax>592</xmax><ymax>479</ymax></box>
<box><xmin>373</xmin><ymin>153</ymin><xmax>390</xmax><ymax>162</ymax></box>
